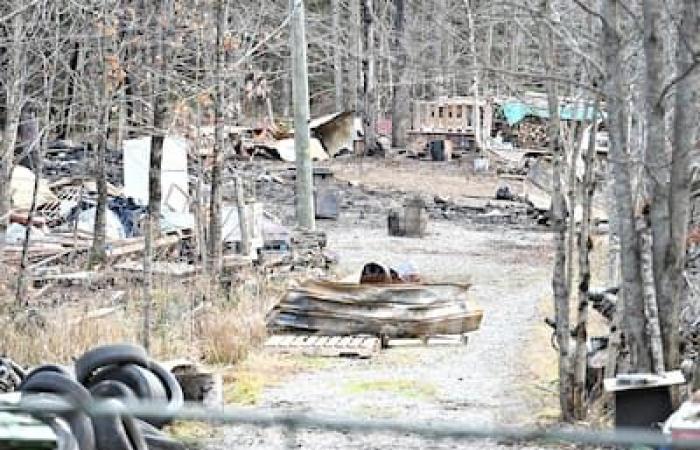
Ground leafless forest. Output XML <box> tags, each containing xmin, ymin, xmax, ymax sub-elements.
<box><xmin>0</xmin><ymin>0</ymin><xmax>699</xmax><ymax>445</ymax></box>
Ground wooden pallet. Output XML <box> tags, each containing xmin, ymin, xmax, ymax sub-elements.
<box><xmin>264</xmin><ymin>334</ymin><xmax>380</xmax><ymax>359</ymax></box>
<box><xmin>385</xmin><ymin>334</ymin><xmax>470</xmax><ymax>348</ymax></box>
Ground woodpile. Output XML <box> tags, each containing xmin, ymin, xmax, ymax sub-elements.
<box><xmin>290</xmin><ymin>229</ymin><xmax>333</xmax><ymax>270</ymax></box>
<box><xmin>267</xmin><ymin>280</ymin><xmax>483</xmax><ymax>338</ymax></box>
<box><xmin>516</xmin><ymin>118</ymin><xmax>549</xmax><ymax>149</ymax></box>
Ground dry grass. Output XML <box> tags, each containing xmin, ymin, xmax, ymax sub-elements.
<box><xmin>0</xmin><ymin>271</ymin><xmax>285</xmax><ymax>367</ymax></box>
<box><xmin>330</xmin><ymin>159</ymin><xmax>508</xmax><ymax>200</ymax></box>
<box><xmin>222</xmin><ymin>352</ymin><xmax>332</xmax><ymax>405</ymax></box>
<box><xmin>344</xmin><ymin>378</ymin><xmax>437</xmax><ymax>400</ymax></box>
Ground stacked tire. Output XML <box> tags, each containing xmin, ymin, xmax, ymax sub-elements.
<box><xmin>19</xmin><ymin>344</ymin><xmax>185</xmax><ymax>450</ymax></box>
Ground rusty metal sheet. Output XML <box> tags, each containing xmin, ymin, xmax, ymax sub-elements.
<box><xmin>267</xmin><ymin>280</ymin><xmax>482</xmax><ymax>338</ymax></box>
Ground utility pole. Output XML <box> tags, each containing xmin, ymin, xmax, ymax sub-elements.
<box><xmin>290</xmin><ymin>0</ymin><xmax>315</xmax><ymax>229</ymax></box>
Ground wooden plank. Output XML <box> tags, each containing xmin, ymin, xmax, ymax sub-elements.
<box><xmin>264</xmin><ymin>334</ymin><xmax>380</xmax><ymax>359</ymax></box>
<box><xmin>349</xmin><ymin>337</ymin><xmax>364</xmax><ymax>347</ymax></box>
<box><xmin>278</xmin><ymin>335</ymin><xmax>296</xmax><ymax>346</ymax></box>
<box><xmin>327</xmin><ymin>336</ymin><xmax>342</xmax><ymax>346</ymax></box>
<box><xmin>266</xmin><ymin>335</ymin><xmax>285</xmax><ymax>346</ymax></box>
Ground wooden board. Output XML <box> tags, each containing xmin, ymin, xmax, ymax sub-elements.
<box><xmin>386</xmin><ymin>333</ymin><xmax>470</xmax><ymax>348</ymax></box>
<box><xmin>264</xmin><ymin>334</ymin><xmax>380</xmax><ymax>358</ymax></box>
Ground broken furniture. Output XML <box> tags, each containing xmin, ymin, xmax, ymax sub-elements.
<box><xmin>604</xmin><ymin>371</ymin><xmax>685</xmax><ymax>428</ymax></box>
<box><xmin>266</xmin><ymin>280</ymin><xmax>482</xmax><ymax>339</ymax></box>
<box><xmin>388</xmin><ymin>197</ymin><xmax>428</xmax><ymax>238</ymax></box>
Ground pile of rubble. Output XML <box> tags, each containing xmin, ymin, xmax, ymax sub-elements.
<box><xmin>267</xmin><ymin>262</ymin><xmax>482</xmax><ymax>340</ymax></box>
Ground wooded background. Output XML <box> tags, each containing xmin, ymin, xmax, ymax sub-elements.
<box><xmin>0</xmin><ymin>0</ymin><xmax>699</xmax><ymax>421</ymax></box>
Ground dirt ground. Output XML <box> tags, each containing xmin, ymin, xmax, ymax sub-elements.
<box><xmin>201</xmin><ymin>160</ymin><xmax>560</xmax><ymax>449</ymax></box>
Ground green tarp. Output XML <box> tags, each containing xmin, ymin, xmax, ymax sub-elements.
<box><xmin>502</xmin><ymin>101</ymin><xmax>604</xmax><ymax>126</ymax></box>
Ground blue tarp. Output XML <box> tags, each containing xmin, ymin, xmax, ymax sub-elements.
<box><xmin>502</xmin><ymin>101</ymin><xmax>605</xmax><ymax>126</ymax></box>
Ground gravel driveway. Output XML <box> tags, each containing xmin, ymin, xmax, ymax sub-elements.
<box><xmin>202</xmin><ymin>216</ymin><xmax>555</xmax><ymax>449</ymax></box>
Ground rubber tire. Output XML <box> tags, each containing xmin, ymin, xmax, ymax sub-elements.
<box><xmin>87</xmin><ymin>364</ymin><xmax>165</xmax><ymax>400</ymax></box>
<box><xmin>20</xmin><ymin>372</ymin><xmax>96</xmax><ymax>450</ymax></box>
<box><xmin>91</xmin><ymin>398</ymin><xmax>148</xmax><ymax>450</ymax></box>
<box><xmin>47</xmin><ymin>417</ymin><xmax>79</xmax><ymax>450</ymax></box>
<box><xmin>23</xmin><ymin>364</ymin><xmax>73</xmax><ymax>385</ymax></box>
<box><xmin>89</xmin><ymin>379</ymin><xmax>137</xmax><ymax>400</ymax></box>
<box><xmin>75</xmin><ymin>344</ymin><xmax>148</xmax><ymax>385</ymax></box>
<box><xmin>91</xmin><ymin>381</ymin><xmax>147</xmax><ymax>450</ymax></box>
<box><xmin>20</xmin><ymin>371</ymin><xmax>91</xmax><ymax>408</ymax></box>
<box><xmin>146</xmin><ymin>359</ymin><xmax>184</xmax><ymax>427</ymax></box>
<box><xmin>1</xmin><ymin>357</ymin><xmax>27</xmax><ymax>381</ymax></box>
<box><xmin>137</xmin><ymin>420</ymin><xmax>186</xmax><ymax>450</ymax></box>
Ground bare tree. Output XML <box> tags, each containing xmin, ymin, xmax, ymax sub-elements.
<box><xmin>602</xmin><ymin>0</ymin><xmax>651</xmax><ymax>373</ymax></box>
<box><xmin>540</xmin><ymin>0</ymin><xmax>573</xmax><ymax>420</ymax></box>
<box><xmin>391</xmin><ymin>0</ymin><xmax>409</xmax><ymax>149</ymax></box>
<box><xmin>0</xmin><ymin>0</ymin><xmax>26</xmax><ymax>259</ymax></box>
<box><xmin>573</xmin><ymin>100</ymin><xmax>599</xmax><ymax>419</ymax></box>
<box><xmin>361</xmin><ymin>0</ymin><xmax>378</xmax><ymax>155</ymax></box>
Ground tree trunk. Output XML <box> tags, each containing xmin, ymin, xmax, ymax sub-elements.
<box><xmin>143</xmin><ymin>0</ymin><xmax>170</xmax><ymax>352</ymax></box>
<box><xmin>350</xmin><ymin>0</ymin><xmax>361</xmax><ymax>112</ymax></box>
<box><xmin>361</xmin><ymin>0</ymin><xmax>378</xmax><ymax>155</ymax></box>
<box><xmin>332</xmin><ymin>0</ymin><xmax>343</xmax><ymax>112</ymax></box>
<box><xmin>666</xmin><ymin>0</ymin><xmax>700</xmax><ymax>376</ymax></box>
<box><xmin>0</xmin><ymin>1</ymin><xmax>24</xmax><ymax>260</ymax></box>
<box><xmin>290</xmin><ymin>0</ymin><xmax>315</xmax><ymax>229</ymax></box>
<box><xmin>539</xmin><ymin>0</ymin><xmax>573</xmax><ymax>420</ymax></box>
<box><xmin>391</xmin><ymin>0</ymin><xmax>409</xmax><ymax>149</ymax></box>
<box><xmin>235</xmin><ymin>177</ymin><xmax>250</xmax><ymax>256</ymax></box>
<box><xmin>465</xmin><ymin>0</ymin><xmax>482</xmax><ymax>146</ymax></box>
<box><xmin>15</xmin><ymin>134</ymin><xmax>41</xmax><ymax>307</ymax></box>
<box><xmin>602</xmin><ymin>0</ymin><xmax>651</xmax><ymax>373</ymax></box>
<box><xmin>642</xmin><ymin>0</ymin><xmax>673</xmax><ymax>373</ymax></box>
<box><xmin>149</xmin><ymin>0</ymin><xmax>169</xmax><ymax>237</ymax></box>
<box><xmin>208</xmin><ymin>0</ymin><xmax>226</xmax><ymax>280</ymax></box>
<box><xmin>639</xmin><ymin>216</ymin><xmax>666</xmax><ymax>374</ymax></box>
<box><xmin>91</xmin><ymin>1</ymin><xmax>113</xmax><ymax>266</ymax></box>
<box><xmin>573</xmin><ymin>101</ymin><xmax>599</xmax><ymax>420</ymax></box>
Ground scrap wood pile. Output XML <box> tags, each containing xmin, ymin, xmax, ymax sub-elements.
<box><xmin>267</xmin><ymin>279</ymin><xmax>482</xmax><ymax>338</ymax></box>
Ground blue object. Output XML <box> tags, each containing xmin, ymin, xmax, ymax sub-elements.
<box><xmin>502</xmin><ymin>101</ymin><xmax>605</xmax><ymax>126</ymax></box>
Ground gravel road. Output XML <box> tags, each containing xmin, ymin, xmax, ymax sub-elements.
<box><xmin>202</xmin><ymin>216</ymin><xmax>555</xmax><ymax>449</ymax></box>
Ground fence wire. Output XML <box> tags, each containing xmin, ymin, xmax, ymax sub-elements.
<box><xmin>3</xmin><ymin>396</ymin><xmax>700</xmax><ymax>449</ymax></box>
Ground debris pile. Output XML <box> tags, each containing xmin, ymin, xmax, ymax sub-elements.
<box><xmin>267</xmin><ymin>279</ymin><xmax>482</xmax><ymax>339</ymax></box>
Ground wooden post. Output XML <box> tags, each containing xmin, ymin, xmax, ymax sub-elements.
<box><xmin>235</xmin><ymin>177</ymin><xmax>250</xmax><ymax>256</ymax></box>
<box><xmin>289</xmin><ymin>0</ymin><xmax>315</xmax><ymax>230</ymax></box>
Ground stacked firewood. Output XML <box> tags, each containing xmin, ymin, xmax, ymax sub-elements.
<box><xmin>290</xmin><ymin>230</ymin><xmax>333</xmax><ymax>270</ymax></box>
<box><xmin>516</xmin><ymin>118</ymin><xmax>549</xmax><ymax>149</ymax></box>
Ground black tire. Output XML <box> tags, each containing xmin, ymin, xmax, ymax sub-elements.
<box><xmin>136</xmin><ymin>420</ymin><xmax>186</xmax><ymax>450</ymax></box>
<box><xmin>47</xmin><ymin>417</ymin><xmax>79</xmax><ymax>450</ymax></box>
<box><xmin>87</xmin><ymin>365</ymin><xmax>161</xmax><ymax>400</ymax></box>
<box><xmin>146</xmin><ymin>359</ymin><xmax>184</xmax><ymax>427</ymax></box>
<box><xmin>68</xmin><ymin>412</ymin><xmax>97</xmax><ymax>450</ymax></box>
<box><xmin>89</xmin><ymin>379</ymin><xmax>137</xmax><ymax>401</ymax></box>
<box><xmin>23</xmin><ymin>364</ymin><xmax>73</xmax><ymax>385</ymax></box>
<box><xmin>75</xmin><ymin>344</ymin><xmax>148</xmax><ymax>385</ymax></box>
<box><xmin>19</xmin><ymin>372</ymin><xmax>96</xmax><ymax>450</ymax></box>
<box><xmin>92</xmin><ymin>398</ymin><xmax>147</xmax><ymax>450</ymax></box>
<box><xmin>20</xmin><ymin>371</ymin><xmax>91</xmax><ymax>408</ymax></box>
